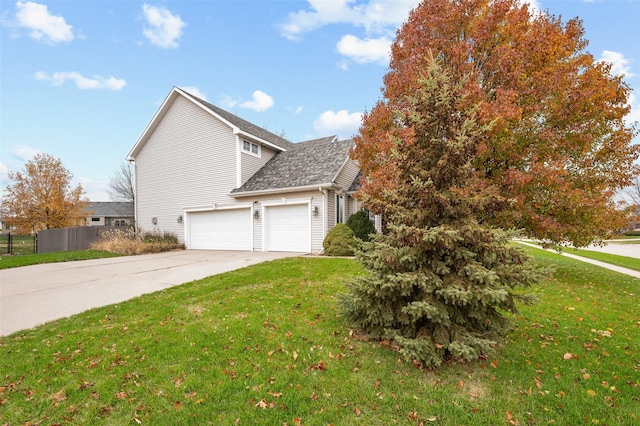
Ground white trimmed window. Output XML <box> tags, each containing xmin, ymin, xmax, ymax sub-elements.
<box><xmin>242</xmin><ymin>140</ymin><xmax>260</xmax><ymax>157</ymax></box>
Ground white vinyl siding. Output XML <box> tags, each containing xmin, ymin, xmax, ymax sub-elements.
<box><xmin>334</xmin><ymin>159</ymin><xmax>360</xmax><ymax>189</ymax></box>
<box><xmin>135</xmin><ymin>96</ymin><xmax>238</xmax><ymax>242</ymax></box>
<box><xmin>240</xmin><ymin>144</ymin><xmax>277</xmax><ymax>185</ymax></box>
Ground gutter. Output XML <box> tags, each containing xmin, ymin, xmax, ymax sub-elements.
<box><xmin>230</xmin><ymin>182</ymin><xmax>339</xmax><ymax>198</ymax></box>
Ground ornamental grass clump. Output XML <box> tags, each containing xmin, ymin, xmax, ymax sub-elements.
<box><xmin>91</xmin><ymin>228</ymin><xmax>184</xmax><ymax>255</ymax></box>
<box><xmin>339</xmin><ymin>55</ymin><xmax>544</xmax><ymax>368</ymax></box>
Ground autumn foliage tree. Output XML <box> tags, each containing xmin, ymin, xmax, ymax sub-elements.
<box><xmin>1</xmin><ymin>153</ymin><xmax>89</xmax><ymax>234</ymax></box>
<box><xmin>353</xmin><ymin>0</ymin><xmax>639</xmax><ymax>247</ymax></box>
<box><xmin>339</xmin><ymin>55</ymin><xmax>542</xmax><ymax>368</ymax></box>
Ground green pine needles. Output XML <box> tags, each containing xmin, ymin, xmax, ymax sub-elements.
<box><xmin>339</xmin><ymin>55</ymin><xmax>543</xmax><ymax>368</ymax></box>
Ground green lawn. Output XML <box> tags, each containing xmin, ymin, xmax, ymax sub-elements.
<box><xmin>0</xmin><ymin>250</ymin><xmax>122</xmax><ymax>270</ymax></box>
<box><xmin>1</xmin><ymin>251</ymin><xmax>638</xmax><ymax>425</ymax></box>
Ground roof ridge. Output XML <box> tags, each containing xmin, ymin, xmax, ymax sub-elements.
<box><xmin>178</xmin><ymin>88</ymin><xmax>294</xmax><ymax>150</ymax></box>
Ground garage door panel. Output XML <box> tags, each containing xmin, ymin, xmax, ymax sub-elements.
<box><xmin>266</xmin><ymin>204</ymin><xmax>309</xmax><ymax>253</ymax></box>
<box><xmin>188</xmin><ymin>209</ymin><xmax>251</xmax><ymax>250</ymax></box>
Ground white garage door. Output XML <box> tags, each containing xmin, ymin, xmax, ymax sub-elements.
<box><xmin>265</xmin><ymin>204</ymin><xmax>310</xmax><ymax>252</ymax></box>
<box><xmin>188</xmin><ymin>209</ymin><xmax>251</xmax><ymax>250</ymax></box>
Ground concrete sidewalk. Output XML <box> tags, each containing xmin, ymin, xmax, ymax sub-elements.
<box><xmin>0</xmin><ymin>250</ymin><xmax>301</xmax><ymax>336</ymax></box>
<box><xmin>516</xmin><ymin>241</ymin><xmax>640</xmax><ymax>279</ymax></box>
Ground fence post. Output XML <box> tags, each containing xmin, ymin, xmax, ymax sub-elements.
<box><xmin>34</xmin><ymin>233</ymin><xmax>38</xmax><ymax>254</ymax></box>
<box><xmin>7</xmin><ymin>232</ymin><xmax>12</xmax><ymax>255</ymax></box>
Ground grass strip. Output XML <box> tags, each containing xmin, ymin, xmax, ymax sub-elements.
<box><xmin>1</xmin><ymin>253</ymin><xmax>638</xmax><ymax>425</ymax></box>
<box><xmin>563</xmin><ymin>248</ymin><xmax>640</xmax><ymax>272</ymax></box>
<box><xmin>0</xmin><ymin>250</ymin><xmax>122</xmax><ymax>270</ymax></box>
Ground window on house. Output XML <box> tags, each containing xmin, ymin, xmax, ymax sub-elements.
<box><xmin>91</xmin><ymin>217</ymin><xmax>100</xmax><ymax>222</ymax></box>
<box><xmin>336</xmin><ymin>195</ymin><xmax>344</xmax><ymax>224</ymax></box>
<box><xmin>242</xmin><ymin>140</ymin><xmax>260</xmax><ymax>156</ymax></box>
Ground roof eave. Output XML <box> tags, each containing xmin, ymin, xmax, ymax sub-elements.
<box><xmin>230</xmin><ymin>183</ymin><xmax>338</xmax><ymax>198</ymax></box>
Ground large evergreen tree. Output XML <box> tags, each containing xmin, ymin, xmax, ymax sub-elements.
<box><xmin>339</xmin><ymin>55</ymin><xmax>542</xmax><ymax>368</ymax></box>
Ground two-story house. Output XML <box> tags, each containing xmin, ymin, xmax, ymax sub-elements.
<box><xmin>126</xmin><ymin>87</ymin><xmax>364</xmax><ymax>253</ymax></box>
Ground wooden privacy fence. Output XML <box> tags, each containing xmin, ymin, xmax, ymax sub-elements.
<box><xmin>37</xmin><ymin>226</ymin><xmax>130</xmax><ymax>253</ymax></box>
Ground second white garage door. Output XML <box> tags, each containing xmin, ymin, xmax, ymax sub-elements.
<box><xmin>265</xmin><ymin>204</ymin><xmax>310</xmax><ymax>253</ymax></box>
<box><xmin>188</xmin><ymin>208</ymin><xmax>251</xmax><ymax>250</ymax></box>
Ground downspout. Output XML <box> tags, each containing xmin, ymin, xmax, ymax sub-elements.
<box><xmin>129</xmin><ymin>159</ymin><xmax>137</xmax><ymax>233</ymax></box>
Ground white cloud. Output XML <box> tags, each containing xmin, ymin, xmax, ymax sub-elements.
<box><xmin>14</xmin><ymin>1</ymin><xmax>74</xmax><ymax>44</ymax></box>
<box><xmin>239</xmin><ymin>90</ymin><xmax>275</xmax><ymax>112</ymax></box>
<box><xmin>337</xmin><ymin>34</ymin><xmax>391</xmax><ymax>64</ymax></box>
<box><xmin>288</xmin><ymin>106</ymin><xmax>304</xmax><ymax>115</ymax></box>
<box><xmin>625</xmin><ymin>92</ymin><xmax>640</xmax><ymax>126</ymax></box>
<box><xmin>218</xmin><ymin>95</ymin><xmax>238</xmax><ymax>109</ymax></box>
<box><xmin>12</xmin><ymin>144</ymin><xmax>41</xmax><ymax>161</ymax></box>
<box><xmin>599</xmin><ymin>50</ymin><xmax>636</xmax><ymax>78</ymax></box>
<box><xmin>142</xmin><ymin>3</ymin><xmax>186</xmax><ymax>49</ymax></box>
<box><xmin>76</xmin><ymin>177</ymin><xmax>110</xmax><ymax>201</ymax></box>
<box><xmin>518</xmin><ymin>0</ymin><xmax>541</xmax><ymax>14</ymax></box>
<box><xmin>35</xmin><ymin>71</ymin><xmax>126</xmax><ymax>90</ymax></box>
<box><xmin>313</xmin><ymin>110</ymin><xmax>362</xmax><ymax>139</ymax></box>
<box><xmin>181</xmin><ymin>86</ymin><xmax>207</xmax><ymax>100</ymax></box>
<box><xmin>0</xmin><ymin>162</ymin><xmax>9</xmax><ymax>187</ymax></box>
<box><xmin>280</xmin><ymin>0</ymin><xmax>416</xmax><ymax>40</ymax></box>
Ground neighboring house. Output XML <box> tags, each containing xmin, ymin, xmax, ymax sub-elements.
<box><xmin>126</xmin><ymin>87</ymin><xmax>366</xmax><ymax>253</ymax></box>
<box><xmin>86</xmin><ymin>202</ymin><xmax>134</xmax><ymax>226</ymax></box>
<box><xmin>0</xmin><ymin>216</ymin><xmax>17</xmax><ymax>234</ymax></box>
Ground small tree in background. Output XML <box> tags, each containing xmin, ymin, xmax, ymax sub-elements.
<box><xmin>346</xmin><ymin>210</ymin><xmax>377</xmax><ymax>242</ymax></box>
<box><xmin>1</xmin><ymin>153</ymin><xmax>89</xmax><ymax>234</ymax></box>
<box><xmin>339</xmin><ymin>55</ymin><xmax>543</xmax><ymax>368</ymax></box>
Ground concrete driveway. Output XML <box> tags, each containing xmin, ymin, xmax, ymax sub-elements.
<box><xmin>0</xmin><ymin>250</ymin><xmax>301</xmax><ymax>336</ymax></box>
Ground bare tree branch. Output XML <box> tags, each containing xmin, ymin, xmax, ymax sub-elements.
<box><xmin>108</xmin><ymin>161</ymin><xmax>135</xmax><ymax>202</ymax></box>
<box><xmin>622</xmin><ymin>174</ymin><xmax>640</xmax><ymax>206</ymax></box>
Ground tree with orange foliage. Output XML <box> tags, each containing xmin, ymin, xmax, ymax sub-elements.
<box><xmin>1</xmin><ymin>153</ymin><xmax>89</xmax><ymax>234</ymax></box>
<box><xmin>353</xmin><ymin>0</ymin><xmax>639</xmax><ymax>247</ymax></box>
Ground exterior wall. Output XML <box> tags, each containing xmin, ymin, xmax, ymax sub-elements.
<box><xmin>135</xmin><ymin>95</ymin><xmax>238</xmax><ymax>241</ymax></box>
<box><xmin>240</xmin><ymin>144</ymin><xmax>278</xmax><ymax>185</ymax></box>
<box><xmin>248</xmin><ymin>190</ymin><xmax>326</xmax><ymax>254</ymax></box>
<box><xmin>87</xmin><ymin>216</ymin><xmax>134</xmax><ymax>226</ymax></box>
<box><xmin>334</xmin><ymin>159</ymin><xmax>359</xmax><ymax>190</ymax></box>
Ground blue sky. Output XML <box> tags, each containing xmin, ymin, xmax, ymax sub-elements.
<box><xmin>1</xmin><ymin>0</ymin><xmax>638</xmax><ymax>201</ymax></box>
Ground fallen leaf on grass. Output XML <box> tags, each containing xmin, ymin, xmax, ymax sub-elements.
<box><xmin>354</xmin><ymin>406</ymin><xmax>361</xmax><ymax>416</ymax></box>
<box><xmin>563</xmin><ymin>353</ymin><xmax>577</xmax><ymax>360</ymax></box>
<box><xmin>52</xmin><ymin>390</ymin><xmax>67</xmax><ymax>403</ymax></box>
<box><xmin>587</xmin><ymin>389</ymin><xmax>596</xmax><ymax>397</ymax></box>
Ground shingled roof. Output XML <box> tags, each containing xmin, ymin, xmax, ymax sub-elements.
<box><xmin>87</xmin><ymin>202</ymin><xmax>134</xmax><ymax>217</ymax></box>
<box><xmin>180</xmin><ymin>89</ymin><xmax>294</xmax><ymax>151</ymax></box>
<box><xmin>231</xmin><ymin>136</ymin><xmax>355</xmax><ymax>195</ymax></box>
